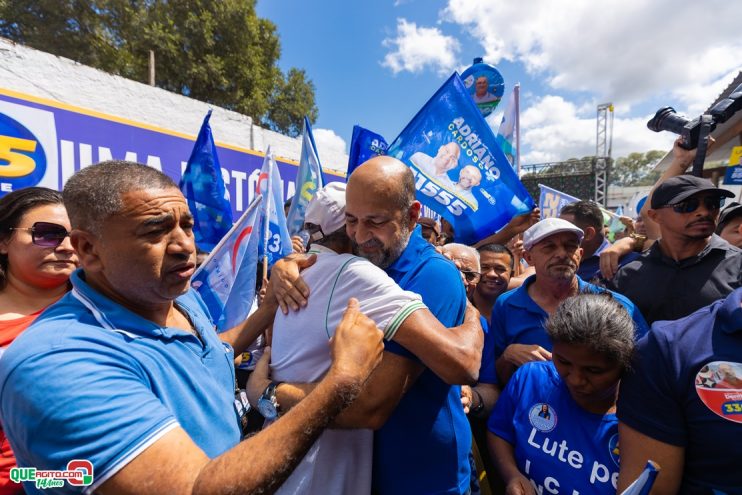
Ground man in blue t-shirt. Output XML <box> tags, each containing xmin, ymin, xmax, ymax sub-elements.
<box><xmin>272</xmin><ymin>157</ymin><xmax>477</xmax><ymax>494</ymax></box>
<box><xmin>0</xmin><ymin>162</ymin><xmax>385</xmax><ymax>495</ymax></box>
<box><xmin>617</xmin><ymin>288</ymin><xmax>742</xmax><ymax>494</ymax></box>
<box><xmin>490</xmin><ymin>218</ymin><xmax>649</xmax><ymax>384</ymax></box>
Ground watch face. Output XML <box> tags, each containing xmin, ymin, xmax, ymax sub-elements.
<box><xmin>257</xmin><ymin>397</ymin><xmax>278</xmax><ymax>420</ymax></box>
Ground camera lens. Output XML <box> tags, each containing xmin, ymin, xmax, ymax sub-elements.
<box><xmin>647</xmin><ymin>107</ymin><xmax>691</xmax><ymax>135</ymax></box>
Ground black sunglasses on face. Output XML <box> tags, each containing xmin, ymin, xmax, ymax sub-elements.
<box><xmin>664</xmin><ymin>196</ymin><xmax>725</xmax><ymax>214</ymax></box>
<box><xmin>461</xmin><ymin>270</ymin><xmax>481</xmax><ymax>283</ymax></box>
<box><xmin>10</xmin><ymin>222</ymin><xmax>70</xmax><ymax>248</ymax></box>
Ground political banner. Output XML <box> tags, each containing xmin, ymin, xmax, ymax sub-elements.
<box><xmin>539</xmin><ymin>184</ymin><xmax>580</xmax><ymax>219</ymax></box>
<box><xmin>0</xmin><ymin>87</ymin><xmax>343</xmax><ymax>212</ymax></box>
<box><xmin>387</xmin><ymin>73</ymin><xmax>534</xmax><ymax>245</ymax></box>
<box><xmin>191</xmin><ymin>196</ymin><xmax>262</xmax><ymax>331</ymax></box>
<box><xmin>723</xmin><ymin>146</ymin><xmax>742</xmax><ymax>185</ymax></box>
<box><xmin>180</xmin><ymin>110</ymin><xmax>234</xmax><ymax>250</ymax></box>
<box><xmin>496</xmin><ymin>83</ymin><xmax>519</xmax><ymax>172</ymax></box>
<box><xmin>347</xmin><ymin>125</ymin><xmax>388</xmax><ymax>177</ymax></box>
<box><xmin>256</xmin><ymin>149</ymin><xmax>293</xmax><ymax>267</ymax></box>
<box><xmin>286</xmin><ymin>117</ymin><xmax>326</xmax><ymax>235</ymax></box>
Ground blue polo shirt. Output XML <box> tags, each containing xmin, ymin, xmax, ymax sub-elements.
<box><xmin>0</xmin><ymin>270</ymin><xmax>240</xmax><ymax>494</ymax></box>
<box><xmin>618</xmin><ymin>287</ymin><xmax>742</xmax><ymax>494</ymax></box>
<box><xmin>373</xmin><ymin>227</ymin><xmax>470</xmax><ymax>495</ymax></box>
<box><xmin>487</xmin><ymin>276</ymin><xmax>649</xmax><ymax>367</ymax></box>
<box><xmin>488</xmin><ymin>362</ymin><xmax>620</xmax><ymax>494</ymax></box>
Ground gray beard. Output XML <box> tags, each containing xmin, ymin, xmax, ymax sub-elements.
<box><xmin>353</xmin><ymin>224</ymin><xmax>411</xmax><ymax>269</ymax></box>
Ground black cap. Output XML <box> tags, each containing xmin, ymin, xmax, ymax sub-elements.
<box><xmin>650</xmin><ymin>175</ymin><xmax>734</xmax><ymax>209</ymax></box>
<box><xmin>717</xmin><ymin>202</ymin><xmax>742</xmax><ymax>231</ymax></box>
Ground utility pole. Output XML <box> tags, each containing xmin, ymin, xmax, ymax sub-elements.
<box><xmin>149</xmin><ymin>50</ymin><xmax>155</xmax><ymax>86</ymax></box>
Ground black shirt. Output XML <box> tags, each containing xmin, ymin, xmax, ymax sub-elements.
<box><xmin>608</xmin><ymin>235</ymin><xmax>742</xmax><ymax>324</ymax></box>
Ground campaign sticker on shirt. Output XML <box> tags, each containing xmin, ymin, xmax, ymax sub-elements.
<box><xmin>694</xmin><ymin>361</ymin><xmax>742</xmax><ymax>424</ymax></box>
<box><xmin>608</xmin><ymin>433</ymin><xmax>620</xmax><ymax>467</ymax></box>
<box><xmin>528</xmin><ymin>403</ymin><xmax>557</xmax><ymax>432</ymax></box>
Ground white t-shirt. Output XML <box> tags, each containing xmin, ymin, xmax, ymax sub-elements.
<box><xmin>269</xmin><ymin>244</ymin><xmax>426</xmax><ymax>495</ymax></box>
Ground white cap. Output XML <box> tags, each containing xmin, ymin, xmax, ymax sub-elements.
<box><xmin>304</xmin><ymin>182</ymin><xmax>346</xmax><ymax>236</ymax></box>
<box><xmin>522</xmin><ymin>217</ymin><xmax>584</xmax><ymax>250</ymax></box>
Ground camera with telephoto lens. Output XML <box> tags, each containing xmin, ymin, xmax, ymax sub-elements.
<box><xmin>647</xmin><ymin>83</ymin><xmax>742</xmax><ymax>150</ymax></box>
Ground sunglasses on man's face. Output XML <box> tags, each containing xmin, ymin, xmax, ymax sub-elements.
<box><xmin>664</xmin><ymin>196</ymin><xmax>725</xmax><ymax>214</ymax></box>
<box><xmin>10</xmin><ymin>222</ymin><xmax>70</xmax><ymax>248</ymax></box>
<box><xmin>460</xmin><ymin>270</ymin><xmax>481</xmax><ymax>283</ymax></box>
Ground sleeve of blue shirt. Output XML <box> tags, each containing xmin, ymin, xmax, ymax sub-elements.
<box><xmin>489</xmin><ymin>297</ymin><xmax>509</xmax><ymax>361</ymax></box>
<box><xmin>385</xmin><ymin>256</ymin><xmax>467</xmax><ymax>360</ymax></box>
<box><xmin>617</xmin><ymin>330</ymin><xmax>687</xmax><ymax>446</ymax></box>
<box><xmin>0</xmin><ymin>343</ymin><xmax>179</xmax><ymax>487</ymax></box>
<box><xmin>486</xmin><ymin>363</ymin><xmax>525</xmax><ymax>444</ymax></box>
<box><xmin>478</xmin><ymin>316</ymin><xmax>498</xmax><ymax>385</ymax></box>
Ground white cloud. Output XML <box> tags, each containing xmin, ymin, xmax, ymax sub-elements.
<box><xmin>382</xmin><ymin>18</ymin><xmax>460</xmax><ymax>75</ymax></box>
<box><xmin>312</xmin><ymin>128</ymin><xmax>348</xmax><ymax>171</ymax></box>
<box><xmin>441</xmin><ymin>0</ymin><xmax>741</xmax><ymax>109</ymax></box>
<box><xmin>519</xmin><ymin>95</ymin><xmax>675</xmax><ymax>164</ymax></box>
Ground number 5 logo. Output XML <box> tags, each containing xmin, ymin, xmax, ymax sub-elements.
<box><xmin>0</xmin><ymin>135</ymin><xmax>37</xmax><ymax>177</ymax></box>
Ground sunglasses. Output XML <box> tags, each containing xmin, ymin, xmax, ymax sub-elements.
<box><xmin>10</xmin><ymin>222</ymin><xmax>70</xmax><ymax>248</ymax></box>
<box><xmin>461</xmin><ymin>270</ymin><xmax>481</xmax><ymax>283</ymax></box>
<box><xmin>663</xmin><ymin>196</ymin><xmax>725</xmax><ymax>214</ymax></box>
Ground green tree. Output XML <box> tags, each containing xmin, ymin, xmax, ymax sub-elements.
<box><xmin>0</xmin><ymin>0</ymin><xmax>317</xmax><ymax>136</ymax></box>
<box><xmin>611</xmin><ymin>150</ymin><xmax>664</xmax><ymax>186</ymax></box>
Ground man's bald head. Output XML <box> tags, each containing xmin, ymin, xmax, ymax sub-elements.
<box><xmin>349</xmin><ymin>156</ymin><xmax>417</xmax><ymax>212</ymax></box>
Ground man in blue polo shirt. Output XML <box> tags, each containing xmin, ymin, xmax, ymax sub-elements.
<box><xmin>490</xmin><ymin>217</ymin><xmax>649</xmax><ymax>384</ymax></box>
<box><xmin>617</xmin><ymin>288</ymin><xmax>742</xmax><ymax>494</ymax></box>
<box><xmin>0</xmin><ymin>161</ymin><xmax>385</xmax><ymax>495</ymax></box>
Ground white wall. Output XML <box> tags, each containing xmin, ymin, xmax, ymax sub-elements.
<box><xmin>0</xmin><ymin>37</ymin><xmax>348</xmax><ymax>173</ymax></box>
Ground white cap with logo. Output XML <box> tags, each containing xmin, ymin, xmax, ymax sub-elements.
<box><xmin>304</xmin><ymin>182</ymin><xmax>347</xmax><ymax>237</ymax></box>
<box><xmin>523</xmin><ymin>217</ymin><xmax>584</xmax><ymax>250</ymax></box>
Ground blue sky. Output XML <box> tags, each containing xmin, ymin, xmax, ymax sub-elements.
<box><xmin>257</xmin><ymin>0</ymin><xmax>740</xmax><ymax>169</ymax></box>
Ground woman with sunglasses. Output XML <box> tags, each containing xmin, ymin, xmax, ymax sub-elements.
<box><xmin>487</xmin><ymin>293</ymin><xmax>636</xmax><ymax>495</ymax></box>
<box><xmin>0</xmin><ymin>187</ymin><xmax>77</xmax><ymax>495</ymax></box>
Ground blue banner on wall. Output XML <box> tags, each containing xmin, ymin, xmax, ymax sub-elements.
<box><xmin>386</xmin><ymin>73</ymin><xmax>534</xmax><ymax>244</ymax></box>
<box><xmin>0</xmin><ymin>88</ymin><xmax>343</xmax><ymax>217</ymax></box>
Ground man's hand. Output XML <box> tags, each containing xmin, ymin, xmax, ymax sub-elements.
<box><xmin>599</xmin><ymin>236</ymin><xmax>635</xmax><ymax>279</ymax></box>
<box><xmin>460</xmin><ymin>385</ymin><xmax>473</xmax><ymax>414</ymax></box>
<box><xmin>291</xmin><ymin>235</ymin><xmax>306</xmax><ymax>254</ymax></box>
<box><xmin>247</xmin><ymin>347</ymin><xmax>272</xmax><ymax>406</ymax></box>
<box><xmin>270</xmin><ymin>253</ymin><xmax>317</xmax><ymax>314</ymax></box>
<box><xmin>508</xmin><ymin>208</ymin><xmax>540</xmax><ymax>235</ymax></box>
<box><xmin>502</xmin><ymin>344</ymin><xmax>552</xmax><ymax>367</ymax></box>
<box><xmin>327</xmin><ymin>298</ymin><xmax>384</xmax><ymax>391</ymax></box>
<box><xmin>505</xmin><ymin>476</ymin><xmax>536</xmax><ymax>495</ymax></box>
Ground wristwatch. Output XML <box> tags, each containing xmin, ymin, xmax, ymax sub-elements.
<box><xmin>470</xmin><ymin>389</ymin><xmax>485</xmax><ymax>416</ymax></box>
<box><xmin>629</xmin><ymin>233</ymin><xmax>647</xmax><ymax>252</ymax></box>
<box><xmin>257</xmin><ymin>381</ymin><xmax>282</xmax><ymax>420</ymax></box>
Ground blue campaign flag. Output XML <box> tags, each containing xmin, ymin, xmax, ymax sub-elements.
<box><xmin>538</xmin><ymin>184</ymin><xmax>580</xmax><ymax>219</ymax></box>
<box><xmin>386</xmin><ymin>73</ymin><xmax>535</xmax><ymax>245</ymax></box>
<box><xmin>286</xmin><ymin>117</ymin><xmax>326</xmax><ymax>235</ymax></box>
<box><xmin>619</xmin><ymin>461</ymin><xmax>659</xmax><ymax>495</ymax></box>
<box><xmin>347</xmin><ymin>125</ymin><xmax>388</xmax><ymax>177</ymax></box>
<box><xmin>257</xmin><ymin>148</ymin><xmax>293</xmax><ymax>267</ymax></box>
<box><xmin>496</xmin><ymin>83</ymin><xmax>519</xmax><ymax>172</ymax></box>
<box><xmin>179</xmin><ymin>110</ymin><xmax>234</xmax><ymax>251</ymax></box>
<box><xmin>191</xmin><ymin>195</ymin><xmax>262</xmax><ymax>331</ymax></box>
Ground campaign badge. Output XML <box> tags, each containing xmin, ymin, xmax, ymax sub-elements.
<box><xmin>528</xmin><ymin>403</ymin><xmax>557</xmax><ymax>432</ymax></box>
<box><xmin>694</xmin><ymin>361</ymin><xmax>742</xmax><ymax>424</ymax></box>
<box><xmin>608</xmin><ymin>433</ymin><xmax>620</xmax><ymax>467</ymax></box>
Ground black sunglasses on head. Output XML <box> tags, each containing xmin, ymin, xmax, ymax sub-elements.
<box><xmin>664</xmin><ymin>196</ymin><xmax>725</xmax><ymax>214</ymax></box>
<box><xmin>10</xmin><ymin>221</ymin><xmax>70</xmax><ymax>248</ymax></box>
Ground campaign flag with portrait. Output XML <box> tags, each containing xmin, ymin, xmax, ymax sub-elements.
<box><xmin>257</xmin><ymin>148</ymin><xmax>293</xmax><ymax>267</ymax></box>
<box><xmin>286</xmin><ymin>117</ymin><xmax>326</xmax><ymax>235</ymax></box>
<box><xmin>179</xmin><ymin>110</ymin><xmax>233</xmax><ymax>251</ymax></box>
<box><xmin>191</xmin><ymin>195</ymin><xmax>262</xmax><ymax>331</ymax></box>
<box><xmin>347</xmin><ymin>125</ymin><xmax>388</xmax><ymax>177</ymax></box>
<box><xmin>387</xmin><ymin>73</ymin><xmax>534</xmax><ymax>245</ymax></box>
<box><xmin>538</xmin><ymin>184</ymin><xmax>579</xmax><ymax>219</ymax></box>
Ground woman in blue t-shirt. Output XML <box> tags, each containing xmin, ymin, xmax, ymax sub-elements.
<box><xmin>487</xmin><ymin>293</ymin><xmax>636</xmax><ymax>495</ymax></box>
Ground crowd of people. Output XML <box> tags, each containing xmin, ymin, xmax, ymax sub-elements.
<box><xmin>0</xmin><ymin>138</ymin><xmax>740</xmax><ymax>495</ymax></box>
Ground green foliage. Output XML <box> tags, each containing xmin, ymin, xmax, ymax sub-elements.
<box><xmin>611</xmin><ymin>150</ymin><xmax>665</xmax><ymax>186</ymax></box>
<box><xmin>0</xmin><ymin>0</ymin><xmax>317</xmax><ymax>136</ymax></box>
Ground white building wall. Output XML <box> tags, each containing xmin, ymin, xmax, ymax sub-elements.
<box><xmin>0</xmin><ymin>37</ymin><xmax>348</xmax><ymax>173</ymax></box>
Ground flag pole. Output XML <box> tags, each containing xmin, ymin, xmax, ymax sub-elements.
<box><xmin>515</xmin><ymin>83</ymin><xmax>521</xmax><ymax>177</ymax></box>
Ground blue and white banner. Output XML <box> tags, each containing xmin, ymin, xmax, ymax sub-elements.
<box><xmin>179</xmin><ymin>110</ymin><xmax>234</xmax><ymax>251</ymax></box>
<box><xmin>539</xmin><ymin>184</ymin><xmax>579</xmax><ymax>219</ymax></box>
<box><xmin>286</xmin><ymin>117</ymin><xmax>326</xmax><ymax>235</ymax></box>
<box><xmin>257</xmin><ymin>149</ymin><xmax>293</xmax><ymax>267</ymax></box>
<box><xmin>387</xmin><ymin>73</ymin><xmax>534</xmax><ymax>245</ymax></box>
<box><xmin>496</xmin><ymin>84</ymin><xmax>519</xmax><ymax>171</ymax></box>
<box><xmin>191</xmin><ymin>196</ymin><xmax>262</xmax><ymax>331</ymax></box>
<box><xmin>619</xmin><ymin>461</ymin><xmax>659</xmax><ymax>495</ymax></box>
<box><xmin>347</xmin><ymin>125</ymin><xmax>388</xmax><ymax>177</ymax></box>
